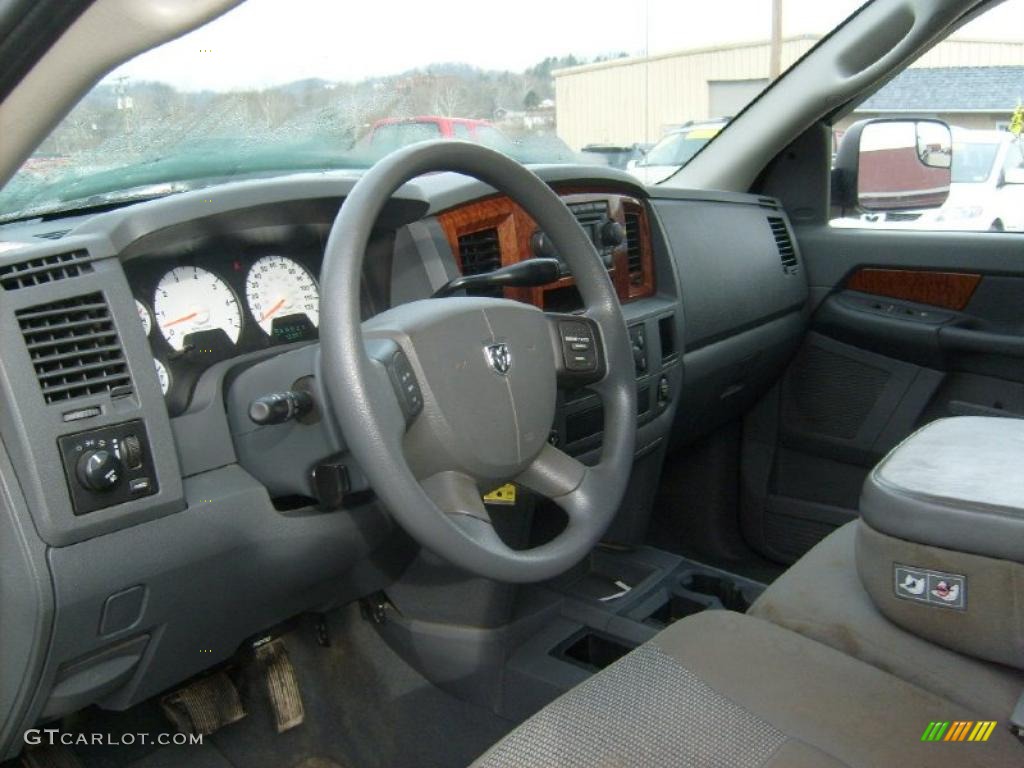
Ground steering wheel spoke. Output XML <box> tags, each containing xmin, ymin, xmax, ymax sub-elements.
<box><xmin>516</xmin><ymin>443</ymin><xmax>587</xmax><ymax>500</ymax></box>
<box><xmin>421</xmin><ymin>471</ymin><xmax>517</xmax><ymax>553</ymax></box>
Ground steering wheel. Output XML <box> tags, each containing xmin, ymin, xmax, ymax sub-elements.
<box><xmin>318</xmin><ymin>141</ymin><xmax>636</xmax><ymax>583</ymax></box>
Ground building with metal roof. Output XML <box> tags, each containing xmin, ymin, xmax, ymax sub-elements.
<box><xmin>553</xmin><ymin>38</ymin><xmax>1024</xmax><ymax>149</ymax></box>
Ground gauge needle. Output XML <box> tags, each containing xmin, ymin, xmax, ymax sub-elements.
<box><xmin>162</xmin><ymin>311</ymin><xmax>198</xmax><ymax>328</ymax></box>
<box><xmin>261</xmin><ymin>298</ymin><xmax>286</xmax><ymax>321</ymax></box>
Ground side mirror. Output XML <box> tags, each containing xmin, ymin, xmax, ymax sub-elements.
<box><xmin>832</xmin><ymin>119</ymin><xmax>952</xmax><ymax>214</ymax></box>
<box><xmin>1004</xmin><ymin>167</ymin><xmax>1024</xmax><ymax>185</ymax></box>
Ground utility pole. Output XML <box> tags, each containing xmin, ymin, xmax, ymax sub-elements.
<box><xmin>769</xmin><ymin>0</ymin><xmax>783</xmax><ymax>80</ymax></box>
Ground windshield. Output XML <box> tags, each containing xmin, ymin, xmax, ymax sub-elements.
<box><xmin>951</xmin><ymin>142</ymin><xmax>1001</xmax><ymax>183</ymax></box>
<box><xmin>643</xmin><ymin>128</ymin><xmax>722</xmax><ymax>166</ymax></box>
<box><xmin>0</xmin><ymin>0</ymin><xmax>865</xmax><ymax>221</ymax></box>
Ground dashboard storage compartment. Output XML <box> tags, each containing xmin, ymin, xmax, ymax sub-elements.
<box><xmin>857</xmin><ymin>416</ymin><xmax>1024</xmax><ymax>671</ymax></box>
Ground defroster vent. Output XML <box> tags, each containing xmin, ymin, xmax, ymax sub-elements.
<box><xmin>0</xmin><ymin>250</ymin><xmax>94</xmax><ymax>291</ymax></box>
<box><xmin>767</xmin><ymin>217</ymin><xmax>798</xmax><ymax>273</ymax></box>
<box><xmin>17</xmin><ymin>293</ymin><xmax>132</xmax><ymax>404</ymax></box>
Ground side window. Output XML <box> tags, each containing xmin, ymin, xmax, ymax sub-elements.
<box><xmin>1003</xmin><ymin>139</ymin><xmax>1024</xmax><ymax>175</ymax></box>
<box><xmin>831</xmin><ymin>0</ymin><xmax>1024</xmax><ymax>233</ymax></box>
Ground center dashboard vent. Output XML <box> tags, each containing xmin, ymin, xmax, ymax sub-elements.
<box><xmin>624</xmin><ymin>211</ymin><xmax>644</xmax><ymax>284</ymax></box>
<box><xmin>767</xmin><ymin>216</ymin><xmax>798</xmax><ymax>274</ymax></box>
<box><xmin>0</xmin><ymin>249</ymin><xmax>94</xmax><ymax>291</ymax></box>
<box><xmin>456</xmin><ymin>227</ymin><xmax>503</xmax><ymax>296</ymax></box>
<box><xmin>17</xmin><ymin>293</ymin><xmax>133</xmax><ymax>404</ymax></box>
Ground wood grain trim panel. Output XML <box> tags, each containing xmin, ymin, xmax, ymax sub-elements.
<box><xmin>437</xmin><ymin>187</ymin><xmax>655</xmax><ymax>309</ymax></box>
<box><xmin>846</xmin><ymin>268</ymin><xmax>981</xmax><ymax>311</ymax></box>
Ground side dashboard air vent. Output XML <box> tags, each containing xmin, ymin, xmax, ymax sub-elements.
<box><xmin>624</xmin><ymin>212</ymin><xmax>644</xmax><ymax>284</ymax></box>
<box><xmin>16</xmin><ymin>293</ymin><xmax>133</xmax><ymax>404</ymax></box>
<box><xmin>767</xmin><ymin>216</ymin><xmax>798</xmax><ymax>273</ymax></box>
<box><xmin>0</xmin><ymin>250</ymin><xmax>93</xmax><ymax>291</ymax></box>
<box><xmin>456</xmin><ymin>227</ymin><xmax>503</xmax><ymax>296</ymax></box>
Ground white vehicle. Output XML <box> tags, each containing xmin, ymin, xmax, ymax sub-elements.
<box><xmin>627</xmin><ymin>120</ymin><xmax>727</xmax><ymax>185</ymax></box>
<box><xmin>916</xmin><ymin>128</ymin><xmax>1024</xmax><ymax>231</ymax></box>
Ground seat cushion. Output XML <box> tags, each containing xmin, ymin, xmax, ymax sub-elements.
<box><xmin>473</xmin><ymin>610</ymin><xmax>1021</xmax><ymax>767</ymax></box>
<box><xmin>749</xmin><ymin>521</ymin><xmax>1024</xmax><ymax>718</ymax></box>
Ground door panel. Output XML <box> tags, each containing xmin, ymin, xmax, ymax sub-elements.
<box><xmin>742</xmin><ymin>226</ymin><xmax>1024</xmax><ymax>563</ymax></box>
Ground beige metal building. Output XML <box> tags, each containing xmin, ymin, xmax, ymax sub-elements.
<box><xmin>553</xmin><ymin>36</ymin><xmax>1024</xmax><ymax>149</ymax></box>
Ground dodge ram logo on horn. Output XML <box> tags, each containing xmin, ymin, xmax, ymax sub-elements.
<box><xmin>485</xmin><ymin>343</ymin><xmax>512</xmax><ymax>375</ymax></box>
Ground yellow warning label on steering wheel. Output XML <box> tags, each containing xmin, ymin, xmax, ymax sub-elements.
<box><xmin>483</xmin><ymin>483</ymin><xmax>517</xmax><ymax>505</ymax></box>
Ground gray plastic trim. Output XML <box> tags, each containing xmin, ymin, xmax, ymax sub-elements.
<box><xmin>0</xmin><ymin>247</ymin><xmax>184</xmax><ymax>546</ymax></box>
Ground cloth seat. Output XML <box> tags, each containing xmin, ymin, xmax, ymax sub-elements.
<box><xmin>473</xmin><ymin>609</ymin><xmax>1021</xmax><ymax>767</ymax></box>
<box><xmin>749</xmin><ymin>521</ymin><xmax>1024</xmax><ymax>719</ymax></box>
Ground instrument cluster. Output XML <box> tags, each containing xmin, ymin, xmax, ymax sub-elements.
<box><xmin>127</xmin><ymin>250</ymin><xmax>323</xmax><ymax>415</ymax></box>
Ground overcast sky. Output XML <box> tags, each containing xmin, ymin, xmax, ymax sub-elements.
<box><xmin>107</xmin><ymin>0</ymin><xmax>1024</xmax><ymax>91</ymax></box>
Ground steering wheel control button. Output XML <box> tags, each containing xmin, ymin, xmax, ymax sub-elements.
<box><xmin>559</xmin><ymin>321</ymin><xmax>598</xmax><ymax>372</ymax></box>
<box><xmin>249</xmin><ymin>390</ymin><xmax>314</xmax><ymax>426</ymax></box>
<box><xmin>58</xmin><ymin>420</ymin><xmax>158</xmax><ymax>515</ymax></box>
<box><xmin>387</xmin><ymin>349</ymin><xmax>423</xmax><ymax>422</ymax></box>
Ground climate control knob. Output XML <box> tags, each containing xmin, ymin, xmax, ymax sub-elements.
<box><xmin>76</xmin><ymin>449</ymin><xmax>123</xmax><ymax>492</ymax></box>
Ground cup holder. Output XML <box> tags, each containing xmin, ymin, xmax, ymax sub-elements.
<box><xmin>643</xmin><ymin>570</ymin><xmax>760</xmax><ymax>628</ymax></box>
<box><xmin>645</xmin><ymin>593</ymin><xmax>707</xmax><ymax>626</ymax></box>
<box><xmin>679</xmin><ymin>573</ymin><xmax>753</xmax><ymax>613</ymax></box>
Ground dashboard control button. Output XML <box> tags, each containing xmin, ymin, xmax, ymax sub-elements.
<box><xmin>312</xmin><ymin>463</ymin><xmax>351</xmax><ymax>510</ymax></box>
<box><xmin>600</xmin><ymin>220</ymin><xmax>625</xmax><ymax>248</ymax></box>
<box><xmin>76</xmin><ymin>449</ymin><xmax>123</xmax><ymax>492</ymax></box>
<box><xmin>657</xmin><ymin>375</ymin><xmax>671</xmax><ymax>408</ymax></box>
<box><xmin>122</xmin><ymin>435</ymin><xmax>143</xmax><ymax>470</ymax></box>
<box><xmin>59</xmin><ymin>420</ymin><xmax>158</xmax><ymax>515</ymax></box>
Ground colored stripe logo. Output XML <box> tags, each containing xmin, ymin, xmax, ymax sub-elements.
<box><xmin>921</xmin><ymin>721</ymin><xmax>997</xmax><ymax>742</ymax></box>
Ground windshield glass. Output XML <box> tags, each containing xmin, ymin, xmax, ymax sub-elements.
<box><xmin>0</xmin><ymin>0</ymin><xmax>865</xmax><ymax>221</ymax></box>
<box><xmin>643</xmin><ymin>127</ymin><xmax>722</xmax><ymax>166</ymax></box>
<box><xmin>951</xmin><ymin>142</ymin><xmax>1001</xmax><ymax>183</ymax></box>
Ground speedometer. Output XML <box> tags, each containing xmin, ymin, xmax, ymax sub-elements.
<box><xmin>135</xmin><ymin>299</ymin><xmax>152</xmax><ymax>336</ymax></box>
<box><xmin>245</xmin><ymin>255</ymin><xmax>320</xmax><ymax>335</ymax></box>
<box><xmin>153</xmin><ymin>266</ymin><xmax>242</xmax><ymax>351</ymax></box>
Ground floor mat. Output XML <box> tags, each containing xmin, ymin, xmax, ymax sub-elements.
<box><xmin>26</xmin><ymin>604</ymin><xmax>512</xmax><ymax>768</ymax></box>
<box><xmin>210</xmin><ymin>605</ymin><xmax>514</xmax><ymax>768</ymax></box>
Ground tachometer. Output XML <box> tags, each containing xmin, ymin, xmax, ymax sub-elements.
<box><xmin>153</xmin><ymin>266</ymin><xmax>242</xmax><ymax>351</ymax></box>
<box><xmin>245</xmin><ymin>255</ymin><xmax>320</xmax><ymax>335</ymax></box>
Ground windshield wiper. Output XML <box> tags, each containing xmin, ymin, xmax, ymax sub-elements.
<box><xmin>0</xmin><ymin>183</ymin><xmax>191</xmax><ymax>225</ymax></box>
